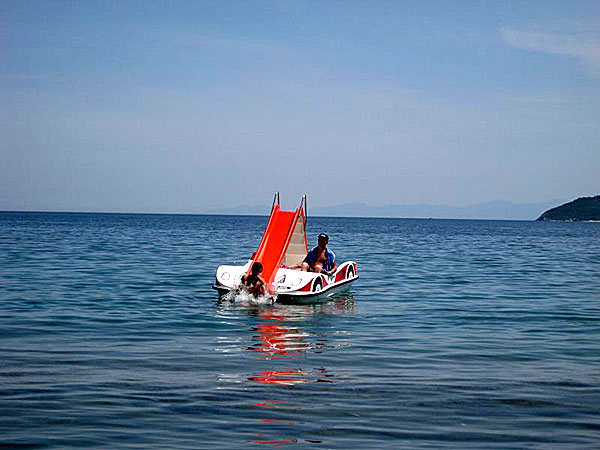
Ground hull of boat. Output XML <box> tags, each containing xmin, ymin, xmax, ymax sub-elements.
<box><xmin>213</xmin><ymin>261</ymin><xmax>358</xmax><ymax>303</ymax></box>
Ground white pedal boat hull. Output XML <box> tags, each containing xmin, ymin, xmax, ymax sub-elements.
<box><xmin>213</xmin><ymin>260</ymin><xmax>358</xmax><ymax>302</ymax></box>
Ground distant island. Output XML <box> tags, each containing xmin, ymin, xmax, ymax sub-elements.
<box><xmin>537</xmin><ymin>196</ymin><xmax>600</xmax><ymax>221</ymax></box>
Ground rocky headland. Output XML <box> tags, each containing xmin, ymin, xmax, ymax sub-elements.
<box><xmin>537</xmin><ymin>196</ymin><xmax>600</xmax><ymax>221</ymax></box>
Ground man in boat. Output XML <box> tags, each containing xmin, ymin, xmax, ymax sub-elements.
<box><xmin>295</xmin><ymin>233</ymin><xmax>337</xmax><ymax>276</ymax></box>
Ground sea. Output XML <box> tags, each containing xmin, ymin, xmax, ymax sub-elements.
<box><xmin>1</xmin><ymin>212</ymin><xmax>599</xmax><ymax>449</ymax></box>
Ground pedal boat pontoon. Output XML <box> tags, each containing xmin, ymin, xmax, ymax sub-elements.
<box><xmin>213</xmin><ymin>193</ymin><xmax>358</xmax><ymax>302</ymax></box>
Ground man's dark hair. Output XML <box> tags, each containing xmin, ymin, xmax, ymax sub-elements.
<box><xmin>251</xmin><ymin>262</ymin><xmax>263</xmax><ymax>275</ymax></box>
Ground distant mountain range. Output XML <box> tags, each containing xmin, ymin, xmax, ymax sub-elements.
<box><xmin>206</xmin><ymin>200</ymin><xmax>565</xmax><ymax>220</ymax></box>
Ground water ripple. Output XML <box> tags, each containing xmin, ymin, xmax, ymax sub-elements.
<box><xmin>1</xmin><ymin>213</ymin><xmax>599</xmax><ymax>448</ymax></box>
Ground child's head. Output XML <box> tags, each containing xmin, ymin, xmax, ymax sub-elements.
<box><xmin>251</xmin><ymin>262</ymin><xmax>263</xmax><ymax>275</ymax></box>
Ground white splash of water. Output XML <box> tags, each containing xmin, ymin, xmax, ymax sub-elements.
<box><xmin>224</xmin><ymin>288</ymin><xmax>276</xmax><ymax>305</ymax></box>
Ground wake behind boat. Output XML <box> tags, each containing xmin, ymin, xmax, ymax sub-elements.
<box><xmin>213</xmin><ymin>193</ymin><xmax>358</xmax><ymax>302</ymax></box>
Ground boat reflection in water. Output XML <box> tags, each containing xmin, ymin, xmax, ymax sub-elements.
<box><xmin>216</xmin><ymin>294</ymin><xmax>355</xmax><ymax>446</ymax></box>
<box><xmin>249</xmin><ymin>315</ymin><xmax>310</xmax><ymax>361</ymax></box>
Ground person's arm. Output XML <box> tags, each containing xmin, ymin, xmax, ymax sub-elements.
<box><xmin>302</xmin><ymin>254</ymin><xmax>309</xmax><ymax>265</ymax></box>
<box><xmin>236</xmin><ymin>274</ymin><xmax>246</xmax><ymax>291</ymax></box>
<box><xmin>325</xmin><ymin>251</ymin><xmax>337</xmax><ymax>276</ymax></box>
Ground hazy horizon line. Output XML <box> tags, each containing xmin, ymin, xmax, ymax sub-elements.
<box><xmin>0</xmin><ymin>209</ymin><xmax>542</xmax><ymax>221</ymax></box>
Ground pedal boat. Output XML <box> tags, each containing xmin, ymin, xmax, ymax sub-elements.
<box><xmin>213</xmin><ymin>193</ymin><xmax>358</xmax><ymax>302</ymax></box>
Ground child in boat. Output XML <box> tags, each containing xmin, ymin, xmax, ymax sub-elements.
<box><xmin>240</xmin><ymin>262</ymin><xmax>266</xmax><ymax>297</ymax></box>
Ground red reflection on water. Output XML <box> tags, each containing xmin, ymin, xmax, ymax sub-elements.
<box><xmin>250</xmin><ymin>313</ymin><xmax>309</xmax><ymax>360</ymax></box>
<box><xmin>254</xmin><ymin>400</ymin><xmax>288</xmax><ymax>409</ymax></box>
<box><xmin>241</xmin><ymin>301</ymin><xmax>353</xmax><ymax>447</ymax></box>
<box><xmin>249</xmin><ymin>369</ymin><xmax>309</xmax><ymax>386</ymax></box>
<box><xmin>254</xmin><ymin>400</ymin><xmax>300</xmax><ymax>412</ymax></box>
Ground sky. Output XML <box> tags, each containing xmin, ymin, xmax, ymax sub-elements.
<box><xmin>2</xmin><ymin>1</ymin><xmax>599</xmax><ymax>213</ymax></box>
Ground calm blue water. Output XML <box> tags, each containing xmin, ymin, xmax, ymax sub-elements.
<box><xmin>1</xmin><ymin>212</ymin><xmax>599</xmax><ymax>449</ymax></box>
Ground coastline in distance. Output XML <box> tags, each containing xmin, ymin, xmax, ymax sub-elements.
<box><xmin>206</xmin><ymin>199</ymin><xmax>564</xmax><ymax>221</ymax></box>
